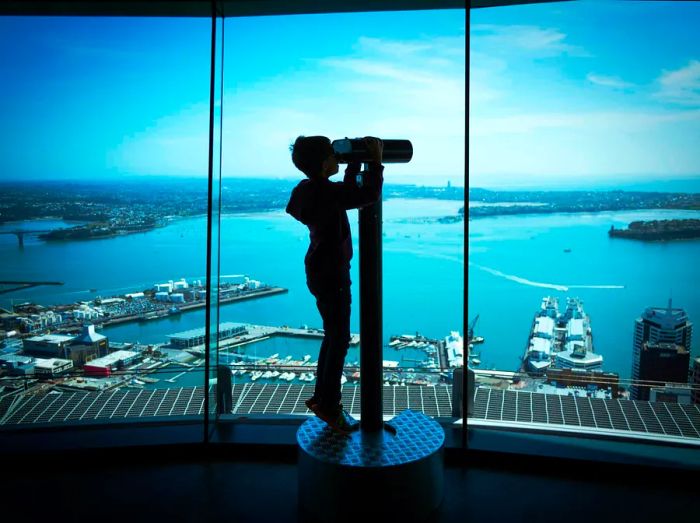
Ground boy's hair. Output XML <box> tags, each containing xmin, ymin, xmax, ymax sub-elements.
<box><xmin>290</xmin><ymin>135</ymin><xmax>332</xmax><ymax>179</ymax></box>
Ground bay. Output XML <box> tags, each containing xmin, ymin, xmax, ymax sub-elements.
<box><xmin>1</xmin><ymin>200</ymin><xmax>698</xmax><ymax>381</ymax></box>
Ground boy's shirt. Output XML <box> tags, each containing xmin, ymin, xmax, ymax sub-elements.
<box><xmin>286</xmin><ymin>162</ymin><xmax>384</xmax><ymax>286</ymax></box>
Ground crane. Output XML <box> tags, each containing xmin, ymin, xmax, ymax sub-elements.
<box><xmin>467</xmin><ymin>314</ymin><xmax>479</xmax><ymax>342</ymax></box>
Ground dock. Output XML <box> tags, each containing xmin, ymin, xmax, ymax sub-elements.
<box><xmin>179</xmin><ymin>323</ymin><xmax>360</xmax><ymax>357</ymax></box>
<box><xmin>388</xmin><ymin>333</ymin><xmax>448</xmax><ymax>371</ymax></box>
<box><xmin>99</xmin><ymin>287</ymin><xmax>288</xmax><ymax>327</ymax></box>
<box><xmin>0</xmin><ymin>280</ymin><xmax>64</xmax><ymax>294</ymax></box>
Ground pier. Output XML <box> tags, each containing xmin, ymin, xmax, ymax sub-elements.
<box><xmin>16</xmin><ymin>286</ymin><xmax>289</xmax><ymax>336</ymax></box>
<box><xmin>101</xmin><ymin>287</ymin><xmax>289</xmax><ymax>327</ymax></box>
<box><xmin>389</xmin><ymin>333</ymin><xmax>450</xmax><ymax>371</ymax></box>
<box><xmin>0</xmin><ymin>280</ymin><xmax>64</xmax><ymax>294</ymax></box>
<box><xmin>182</xmin><ymin>323</ymin><xmax>360</xmax><ymax>356</ymax></box>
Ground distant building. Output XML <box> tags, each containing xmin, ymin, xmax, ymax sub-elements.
<box><xmin>83</xmin><ymin>350</ymin><xmax>141</xmax><ymax>377</ymax></box>
<box><xmin>0</xmin><ymin>354</ymin><xmax>36</xmax><ymax>376</ymax></box>
<box><xmin>170</xmin><ymin>293</ymin><xmax>185</xmax><ymax>303</ymax></box>
<box><xmin>545</xmin><ymin>368</ymin><xmax>620</xmax><ymax>397</ymax></box>
<box><xmin>172</xmin><ymin>278</ymin><xmax>189</xmax><ymax>290</ymax></box>
<box><xmin>633</xmin><ymin>342</ymin><xmax>690</xmax><ymax>401</ymax></box>
<box><xmin>18</xmin><ymin>311</ymin><xmax>64</xmax><ymax>332</ymax></box>
<box><xmin>0</xmin><ymin>309</ymin><xmax>21</xmax><ymax>331</ymax></box>
<box><xmin>68</xmin><ymin>324</ymin><xmax>109</xmax><ymax>365</ymax></box>
<box><xmin>692</xmin><ymin>358</ymin><xmax>700</xmax><ymax>405</ymax></box>
<box><xmin>34</xmin><ymin>358</ymin><xmax>73</xmax><ymax>378</ymax></box>
<box><xmin>23</xmin><ymin>334</ymin><xmax>75</xmax><ymax>359</ymax></box>
<box><xmin>649</xmin><ymin>384</ymin><xmax>692</xmax><ymax>404</ymax></box>
<box><xmin>631</xmin><ymin>300</ymin><xmax>692</xmax><ymax>400</ymax></box>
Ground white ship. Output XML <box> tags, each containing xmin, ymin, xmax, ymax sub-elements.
<box><xmin>523</xmin><ymin>297</ymin><xmax>601</xmax><ymax>375</ymax></box>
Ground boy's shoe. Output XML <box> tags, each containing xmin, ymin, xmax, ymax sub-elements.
<box><xmin>311</xmin><ymin>403</ymin><xmax>359</xmax><ymax>435</ymax></box>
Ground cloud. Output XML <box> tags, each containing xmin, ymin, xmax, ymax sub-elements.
<box><xmin>655</xmin><ymin>60</ymin><xmax>700</xmax><ymax>106</ymax></box>
<box><xmin>357</xmin><ymin>35</ymin><xmax>465</xmax><ymax>60</ymax></box>
<box><xmin>316</xmin><ymin>34</ymin><xmax>465</xmax><ymax>115</ymax></box>
<box><xmin>471</xmin><ymin>109</ymin><xmax>700</xmax><ymax>137</ymax></box>
<box><xmin>110</xmin><ymin>34</ymin><xmax>466</xmax><ymax>181</ymax></box>
<box><xmin>471</xmin><ymin>24</ymin><xmax>588</xmax><ymax>57</ymax></box>
<box><xmin>587</xmin><ymin>73</ymin><xmax>634</xmax><ymax>90</ymax></box>
<box><xmin>356</xmin><ymin>36</ymin><xmax>432</xmax><ymax>57</ymax></box>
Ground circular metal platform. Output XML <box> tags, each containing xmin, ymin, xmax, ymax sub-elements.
<box><xmin>297</xmin><ymin>410</ymin><xmax>444</xmax><ymax>522</ymax></box>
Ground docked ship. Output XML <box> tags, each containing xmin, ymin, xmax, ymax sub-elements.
<box><xmin>523</xmin><ymin>297</ymin><xmax>601</xmax><ymax>375</ymax></box>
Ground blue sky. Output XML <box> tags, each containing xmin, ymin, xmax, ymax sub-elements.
<box><xmin>1</xmin><ymin>3</ymin><xmax>699</xmax><ymax>188</ymax></box>
<box><xmin>470</xmin><ymin>1</ymin><xmax>700</xmax><ymax>188</ymax></box>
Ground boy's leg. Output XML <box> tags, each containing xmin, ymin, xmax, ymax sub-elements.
<box><xmin>308</xmin><ymin>336</ymin><xmax>327</xmax><ymax>408</ymax></box>
<box><xmin>316</xmin><ymin>284</ymin><xmax>351</xmax><ymax>413</ymax></box>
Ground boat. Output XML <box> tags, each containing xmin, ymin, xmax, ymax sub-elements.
<box><xmin>169</xmin><ymin>306</ymin><xmax>181</xmax><ymax>315</ymax></box>
<box><xmin>555</xmin><ymin>344</ymin><xmax>603</xmax><ymax>371</ymax></box>
<box><xmin>250</xmin><ymin>371</ymin><xmax>263</xmax><ymax>381</ymax></box>
<box><xmin>444</xmin><ymin>331</ymin><xmax>464</xmax><ymax>368</ymax></box>
<box><xmin>523</xmin><ymin>296</ymin><xmax>600</xmax><ymax>375</ymax></box>
<box><xmin>564</xmin><ymin>248</ymin><xmax>572</xmax><ymax>253</ymax></box>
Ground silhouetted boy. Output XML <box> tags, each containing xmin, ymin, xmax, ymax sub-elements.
<box><xmin>286</xmin><ymin>135</ymin><xmax>383</xmax><ymax>434</ymax></box>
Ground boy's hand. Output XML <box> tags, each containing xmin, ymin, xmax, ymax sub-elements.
<box><xmin>364</xmin><ymin>137</ymin><xmax>383</xmax><ymax>164</ymax></box>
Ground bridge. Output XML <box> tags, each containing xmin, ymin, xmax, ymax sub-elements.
<box><xmin>0</xmin><ymin>229</ymin><xmax>54</xmax><ymax>247</ymax></box>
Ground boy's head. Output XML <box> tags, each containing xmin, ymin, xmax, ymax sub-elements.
<box><xmin>290</xmin><ymin>135</ymin><xmax>338</xmax><ymax>179</ymax></box>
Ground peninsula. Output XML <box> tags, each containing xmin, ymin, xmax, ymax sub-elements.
<box><xmin>608</xmin><ymin>219</ymin><xmax>700</xmax><ymax>241</ymax></box>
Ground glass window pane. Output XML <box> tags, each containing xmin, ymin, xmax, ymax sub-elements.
<box><xmin>468</xmin><ymin>1</ymin><xmax>700</xmax><ymax>451</ymax></box>
<box><xmin>219</xmin><ymin>9</ymin><xmax>465</xmax><ymax>423</ymax></box>
<box><xmin>0</xmin><ymin>16</ymin><xmax>211</xmax><ymax>431</ymax></box>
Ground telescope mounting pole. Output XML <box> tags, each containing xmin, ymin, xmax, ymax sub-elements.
<box><xmin>358</xmin><ymin>164</ymin><xmax>383</xmax><ymax>433</ymax></box>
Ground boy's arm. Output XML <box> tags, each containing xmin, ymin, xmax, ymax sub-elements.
<box><xmin>333</xmin><ymin>162</ymin><xmax>384</xmax><ymax>210</ymax></box>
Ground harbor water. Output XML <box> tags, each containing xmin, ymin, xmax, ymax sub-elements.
<box><xmin>2</xmin><ymin>199</ymin><xmax>699</xmax><ymax>380</ymax></box>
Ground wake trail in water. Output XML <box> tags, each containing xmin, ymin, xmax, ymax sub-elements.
<box><xmin>470</xmin><ymin>263</ymin><xmax>624</xmax><ymax>291</ymax></box>
<box><xmin>569</xmin><ymin>285</ymin><xmax>625</xmax><ymax>289</ymax></box>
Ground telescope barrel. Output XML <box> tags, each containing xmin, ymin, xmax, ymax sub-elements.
<box><xmin>332</xmin><ymin>138</ymin><xmax>413</xmax><ymax>164</ymax></box>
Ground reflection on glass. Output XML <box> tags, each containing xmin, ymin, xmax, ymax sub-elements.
<box><xmin>468</xmin><ymin>1</ymin><xmax>700</xmax><ymax>445</ymax></box>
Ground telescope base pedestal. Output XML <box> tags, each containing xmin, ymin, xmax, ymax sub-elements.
<box><xmin>297</xmin><ymin>410</ymin><xmax>444</xmax><ymax>522</ymax></box>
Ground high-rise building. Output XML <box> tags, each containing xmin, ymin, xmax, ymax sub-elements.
<box><xmin>692</xmin><ymin>357</ymin><xmax>700</xmax><ymax>405</ymax></box>
<box><xmin>631</xmin><ymin>300</ymin><xmax>693</xmax><ymax>400</ymax></box>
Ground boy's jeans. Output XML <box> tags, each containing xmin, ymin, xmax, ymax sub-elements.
<box><xmin>307</xmin><ymin>275</ymin><xmax>351</xmax><ymax>412</ymax></box>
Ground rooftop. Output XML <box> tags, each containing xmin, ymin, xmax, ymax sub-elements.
<box><xmin>641</xmin><ymin>299</ymin><xmax>691</xmax><ymax>328</ymax></box>
<box><xmin>25</xmin><ymin>334</ymin><xmax>74</xmax><ymax>344</ymax></box>
<box><xmin>2</xmin><ymin>383</ymin><xmax>699</xmax><ymax>446</ymax></box>
<box><xmin>84</xmin><ymin>350</ymin><xmax>139</xmax><ymax>368</ymax></box>
<box><xmin>167</xmin><ymin>322</ymin><xmax>246</xmax><ymax>341</ymax></box>
<box><xmin>34</xmin><ymin>358</ymin><xmax>72</xmax><ymax>369</ymax></box>
<box><xmin>75</xmin><ymin>324</ymin><xmax>107</xmax><ymax>343</ymax></box>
